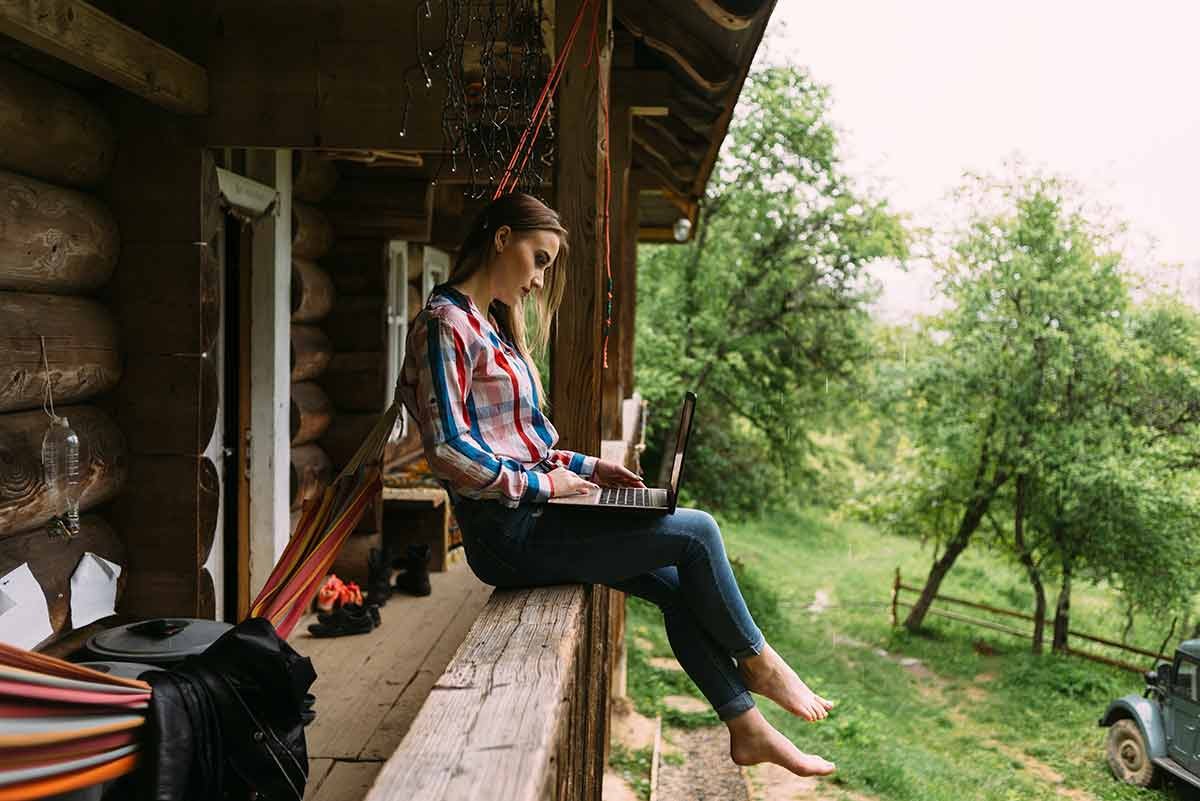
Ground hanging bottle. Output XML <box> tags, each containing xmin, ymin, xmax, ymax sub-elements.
<box><xmin>42</xmin><ymin>416</ymin><xmax>83</xmax><ymax>536</ymax></box>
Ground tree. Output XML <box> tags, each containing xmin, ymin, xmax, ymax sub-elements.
<box><xmin>883</xmin><ymin>171</ymin><xmax>1200</xmax><ymax>635</ymax></box>
<box><xmin>635</xmin><ymin>66</ymin><xmax>906</xmax><ymax>514</ymax></box>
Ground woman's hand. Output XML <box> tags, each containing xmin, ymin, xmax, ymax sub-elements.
<box><xmin>548</xmin><ymin>466</ymin><xmax>600</xmax><ymax>498</ymax></box>
<box><xmin>592</xmin><ymin>459</ymin><xmax>646</xmax><ymax>489</ymax></box>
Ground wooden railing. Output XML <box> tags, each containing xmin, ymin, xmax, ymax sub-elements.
<box><xmin>364</xmin><ymin>584</ymin><xmax>618</xmax><ymax>801</ymax></box>
<box><xmin>365</xmin><ymin>396</ymin><xmax>646</xmax><ymax>800</ymax></box>
<box><xmin>891</xmin><ymin>569</ymin><xmax>1174</xmax><ymax>673</ymax></box>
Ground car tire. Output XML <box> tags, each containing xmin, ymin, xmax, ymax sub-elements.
<box><xmin>1106</xmin><ymin>718</ymin><xmax>1157</xmax><ymax>787</ymax></box>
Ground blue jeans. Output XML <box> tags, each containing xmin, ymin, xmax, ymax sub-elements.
<box><xmin>453</xmin><ymin>497</ymin><xmax>765</xmax><ymax>721</ymax></box>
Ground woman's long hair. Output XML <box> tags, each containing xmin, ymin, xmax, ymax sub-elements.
<box><xmin>446</xmin><ymin>192</ymin><xmax>569</xmax><ymax>405</ymax></box>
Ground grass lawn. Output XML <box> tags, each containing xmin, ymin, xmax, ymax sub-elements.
<box><xmin>623</xmin><ymin>506</ymin><xmax>1197</xmax><ymax>801</ymax></box>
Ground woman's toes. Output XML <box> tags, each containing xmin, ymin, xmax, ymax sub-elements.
<box><xmin>792</xmin><ymin>753</ymin><xmax>837</xmax><ymax>776</ymax></box>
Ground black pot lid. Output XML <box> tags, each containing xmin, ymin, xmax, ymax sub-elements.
<box><xmin>77</xmin><ymin>660</ymin><xmax>163</xmax><ymax>680</ymax></box>
<box><xmin>87</xmin><ymin>618</ymin><xmax>233</xmax><ymax>663</ymax></box>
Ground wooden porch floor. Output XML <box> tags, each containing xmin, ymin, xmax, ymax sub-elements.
<box><xmin>291</xmin><ymin>560</ymin><xmax>493</xmax><ymax>801</ymax></box>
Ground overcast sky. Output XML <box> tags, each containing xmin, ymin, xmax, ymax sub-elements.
<box><xmin>759</xmin><ymin>1</ymin><xmax>1200</xmax><ymax>321</ymax></box>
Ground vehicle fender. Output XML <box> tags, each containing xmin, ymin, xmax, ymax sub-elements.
<box><xmin>1099</xmin><ymin>694</ymin><xmax>1167</xmax><ymax>760</ymax></box>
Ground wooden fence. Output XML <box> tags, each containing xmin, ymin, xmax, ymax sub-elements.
<box><xmin>890</xmin><ymin>569</ymin><xmax>1174</xmax><ymax>674</ymax></box>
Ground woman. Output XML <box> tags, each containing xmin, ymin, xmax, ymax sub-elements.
<box><xmin>398</xmin><ymin>192</ymin><xmax>836</xmax><ymax>777</ymax></box>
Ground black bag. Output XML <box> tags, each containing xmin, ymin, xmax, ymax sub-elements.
<box><xmin>140</xmin><ymin>618</ymin><xmax>317</xmax><ymax>801</ymax></box>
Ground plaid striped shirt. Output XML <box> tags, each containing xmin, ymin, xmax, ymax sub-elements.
<box><xmin>399</xmin><ymin>285</ymin><xmax>597</xmax><ymax>508</ymax></box>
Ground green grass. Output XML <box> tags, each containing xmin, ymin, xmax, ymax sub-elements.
<box><xmin>608</xmin><ymin>743</ymin><xmax>654</xmax><ymax>800</ymax></box>
<box><xmin>623</xmin><ymin>506</ymin><xmax>1195</xmax><ymax>801</ymax></box>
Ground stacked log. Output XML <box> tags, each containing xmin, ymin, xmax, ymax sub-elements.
<box><xmin>304</xmin><ymin>175</ymin><xmax>441</xmax><ymax>583</ymax></box>
<box><xmin>292</xmin><ymin>257</ymin><xmax>335</xmax><ymax>322</ymax></box>
<box><xmin>0</xmin><ymin>62</ymin><xmax>129</xmax><ymax>648</ymax></box>
<box><xmin>292</xmin><ymin>152</ymin><xmax>339</xmax><ymax>204</ymax></box>
<box><xmin>0</xmin><ymin>406</ymin><xmax>127</xmax><ymax>535</ymax></box>
<box><xmin>292</xmin><ymin>202</ymin><xmax>335</xmax><ymax>260</ymax></box>
<box><xmin>290</xmin><ymin>444</ymin><xmax>333</xmax><ymax>509</ymax></box>
<box><xmin>289</xmin><ymin>200</ymin><xmax>337</xmax><ymax>517</ymax></box>
<box><xmin>0</xmin><ymin>170</ymin><xmax>119</xmax><ymax>294</ymax></box>
<box><xmin>0</xmin><ymin>60</ymin><xmax>115</xmax><ymax>188</ymax></box>
<box><xmin>291</xmin><ymin>324</ymin><xmax>334</xmax><ymax>382</ymax></box>
<box><xmin>325</xmin><ymin>239</ymin><xmax>387</xmax><ymax>295</ymax></box>
<box><xmin>0</xmin><ymin>292</ymin><xmax>121</xmax><ymax>413</ymax></box>
<box><xmin>290</xmin><ymin>381</ymin><xmax>333</xmax><ymax>446</ymax></box>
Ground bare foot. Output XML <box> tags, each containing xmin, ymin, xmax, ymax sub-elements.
<box><xmin>727</xmin><ymin>708</ymin><xmax>836</xmax><ymax>777</ymax></box>
<box><xmin>739</xmin><ymin>643</ymin><xmax>835</xmax><ymax>721</ymax></box>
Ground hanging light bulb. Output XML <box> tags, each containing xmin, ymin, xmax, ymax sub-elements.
<box><xmin>43</xmin><ymin>416</ymin><xmax>83</xmax><ymax>536</ymax></box>
<box><xmin>672</xmin><ymin>217</ymin><xmax>692</xmax><ymax>243</ymax></box>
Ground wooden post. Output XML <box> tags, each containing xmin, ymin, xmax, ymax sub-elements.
<box><xmin>552</xmin><ymin>3</ymin><xmax>612</xmax><ymax>797</ymax></box>
<box><xmin>246</xmin><ymin>149</ymin><xmax>293</xmax><ymax>604</ymax></box>
<box><xmin>618</xmin><ymin>173</ymin><xmax>644</xmax><ymax>402</ymax></box>
<box><xmin>601</xmin><ymin>95</ymin><xmax>633</xmax><ymax>441</ymax></box>
<box><xmin>551</xmin><ymin>0</ymin><xmax>610</xmax><ymax>457</ymax></box>
<box><xmin>891</xmin><ymin>567</ymin><xmax>900</xmax><ymax>628</ymax></box>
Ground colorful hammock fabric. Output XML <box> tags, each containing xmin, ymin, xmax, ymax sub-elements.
<box><xmin>0</xmin><ymin>642</ymin><xmax>149</xmax><ymax>798</ymax></box>
<box><xmin>249</xmin><ymin>394</ymin><xmax>399</xmax><ymax>638</ymax></box>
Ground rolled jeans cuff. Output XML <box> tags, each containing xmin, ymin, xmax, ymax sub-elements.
<box><xmin>716</xmin><ymin>690</ymin><xmax>755</xmax><ymax>721</ymax></box>
<box><xmin>733</xmin><ymin>631</ymin><xmax>766</xmax><ymax>660</ymax></box>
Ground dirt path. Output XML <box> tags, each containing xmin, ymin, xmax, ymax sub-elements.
<box><xmin>657</xmin><ymin>725</ymin><xmax>751</xmax><ymax>801</ymax></box>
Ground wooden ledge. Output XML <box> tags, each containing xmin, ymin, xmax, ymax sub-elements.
<box><xmin>365</xmin><ymin>585</ymin><xmax>588</xmax><ymax>801</ymax></box>
<box><xmin>382</xmin><ymin>486</ymin><xmax>447</xmax><ymax>506</ymax></box>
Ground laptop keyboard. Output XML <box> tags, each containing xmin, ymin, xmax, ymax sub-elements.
<box><xmin>599</xmin><ymin>487</ymin><xmax>652</xmax><ymax>506</ymax></box>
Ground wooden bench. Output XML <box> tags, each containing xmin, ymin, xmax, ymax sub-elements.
<box><xmin>363</xmin><ymin>584</ymin><xmax>618</xmax><ymax>801</ymax></box>
<box><xmin>382</xmin><ymin>486</ymin><xmax>459</xmax><ymax>573</ymax></box>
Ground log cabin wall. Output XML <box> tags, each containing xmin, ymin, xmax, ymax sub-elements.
<box><xmin>0</xmin><ymin>58</ymin><xmax>130</xmax><ymax>648</ymax></box>
<box><xmin>316</xmin><ymin>170</ymin><xmax>422</xmax><ymax>583</ymax></box>
<box><xmin>98</xmin><ymin>87</ymin><xmax>220</xmax><ymax>621</ymax></box>
<box><xmin>288</xmin><ymin>153</ymin><xmax>337</xmax><ymax>538</ymax></box>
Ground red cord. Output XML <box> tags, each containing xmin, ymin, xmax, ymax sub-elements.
<box><xmin>494</xmin><ymin>0</ymin><xmax>596</xmax><ymax>199</ymax></box>
<box><xmin>491</xmin><ymin>0</ymin><xmax>615</xmax><ymax>377</ymax></box>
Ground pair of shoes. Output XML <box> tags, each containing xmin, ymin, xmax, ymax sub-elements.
<box><xmin>364</xmin><ymin>548</ymin><xmax>392</xmax><ymax>607</ymax></box>
<box><xmin>313</xmin><ymin>574</ymin><xmax>363</xmax><ymax>613</ymax></box>
<box><xmin>308</xmin><ymin>603</ymin><xmax>381</xmax><ymax>637</ymax></box>
<box><xmin>393</xmin><ymin>543</ymin><xmax>432</xmax><ymax>597</ymax></box>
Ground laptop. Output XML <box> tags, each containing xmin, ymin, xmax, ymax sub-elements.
<box><xmin>548</xmin><ymin>391</ymin><xmax>696</xmax><ymax>514</ymax></box>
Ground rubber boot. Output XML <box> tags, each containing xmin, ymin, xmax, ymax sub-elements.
<box><xmin>393</xmin><ymin>543</ymin><xmax>432</xmax><ymax>597</ymax></box>
<box><xmin>364</xmin><ymin>547</ymin><xmax>392</xmax><ymax>607</ymax></box>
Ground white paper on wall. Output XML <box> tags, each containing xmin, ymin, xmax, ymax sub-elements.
<box><xmin>69</xmin><ymin>552</ymin><xmax>123</xmax><ymax>629</ymax></box>
<box><xmin>0</xmin><ymin>563</ymin><xmax>54</xmax><ymax>649</ymax></box>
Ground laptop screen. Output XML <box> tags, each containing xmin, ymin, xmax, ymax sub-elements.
<box><xmin>668</xmin><ymin>392</ymin><xmax>696</xmax><ymax>499</ymax></box>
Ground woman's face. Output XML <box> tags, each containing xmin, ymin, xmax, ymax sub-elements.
<box><xmin>489</xmin><ymin>227</ymin><xmax>562</xmax><ymax>307</ymax></box>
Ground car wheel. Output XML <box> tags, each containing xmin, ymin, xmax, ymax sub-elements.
<box><xmin>1106</xmin><ymin>719</ymin><xmax>1157</xmax><ymax>787</ymax></box>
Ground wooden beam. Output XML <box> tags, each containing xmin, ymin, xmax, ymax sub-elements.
<box><xmin>670</xmin><ymin>86</ymin><xmax>722</xmax><ymax>137</ymax></box>
<box><xmin>615</xmin><ymin>107</ymin><xmax>639</xmax><ymax>418</ymax></box>
<box><xmin>602</xmin><ymin>98</ymin><xmax>633</xmax><ymax>441</ymax></box>
<box><xmin>687</xmin><ymin>0</ymin><xmax>777</xmax><ymax>197</ymax></box>
<box><xmin>692</xmin><ymin>0</ymin><xmax>764</xmax><ymax>31</ymax></box>
<box><xmin>615</xmin><ymin>1</ymin><xmax>736</xmax><ymax>95</ymax></box>
<box><xmin>634</xmin><ymin>118</ymin><xmax>701</xmax><ymax>174</ymax></box>
<box><xmin>0</xmin><ymin>0</ymin><xmax>208</xmax><ymax>114</ymax></box>
<box><xmin>551</xmin><ymin>7</ymin><xmax>612</xmax><ymax>795</ymax></box>
<box><xmin>612</xmin><ymin>68</ymin><xmax>673</xmax><ymax>117</ymax></box>
<box><xmin>551</xmin><ymin>0</ymin><xmax>609</xmax><ymax>459</ymax></box>
<box><xmin>632</xmin><ymin>140</ymin><xmax>694</xmax><ymax>197</ymax></box>
<box><xmin>639</xmin><ymin>224</ymin><xmax>691</xmax><ymax>243</ymax></box>
<box><xmin>364</xmin><ymin>587</ymin><xmax>588</xmax><ymax>801</ymax></box>
<box><xmin>640</xmin><ymin>116</ymin><xmax>708</xmax><ymax>162</ymax></box>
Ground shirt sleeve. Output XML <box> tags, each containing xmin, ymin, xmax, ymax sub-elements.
<box><xmin>544</xmin><ymin>448</ymin><xmax>598</xmax><ymax>478</ymax></box>
<box><xmin>406</xmin><ymin>312</ymin><xmax>551</xmax><ymax>506</ymax></box>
